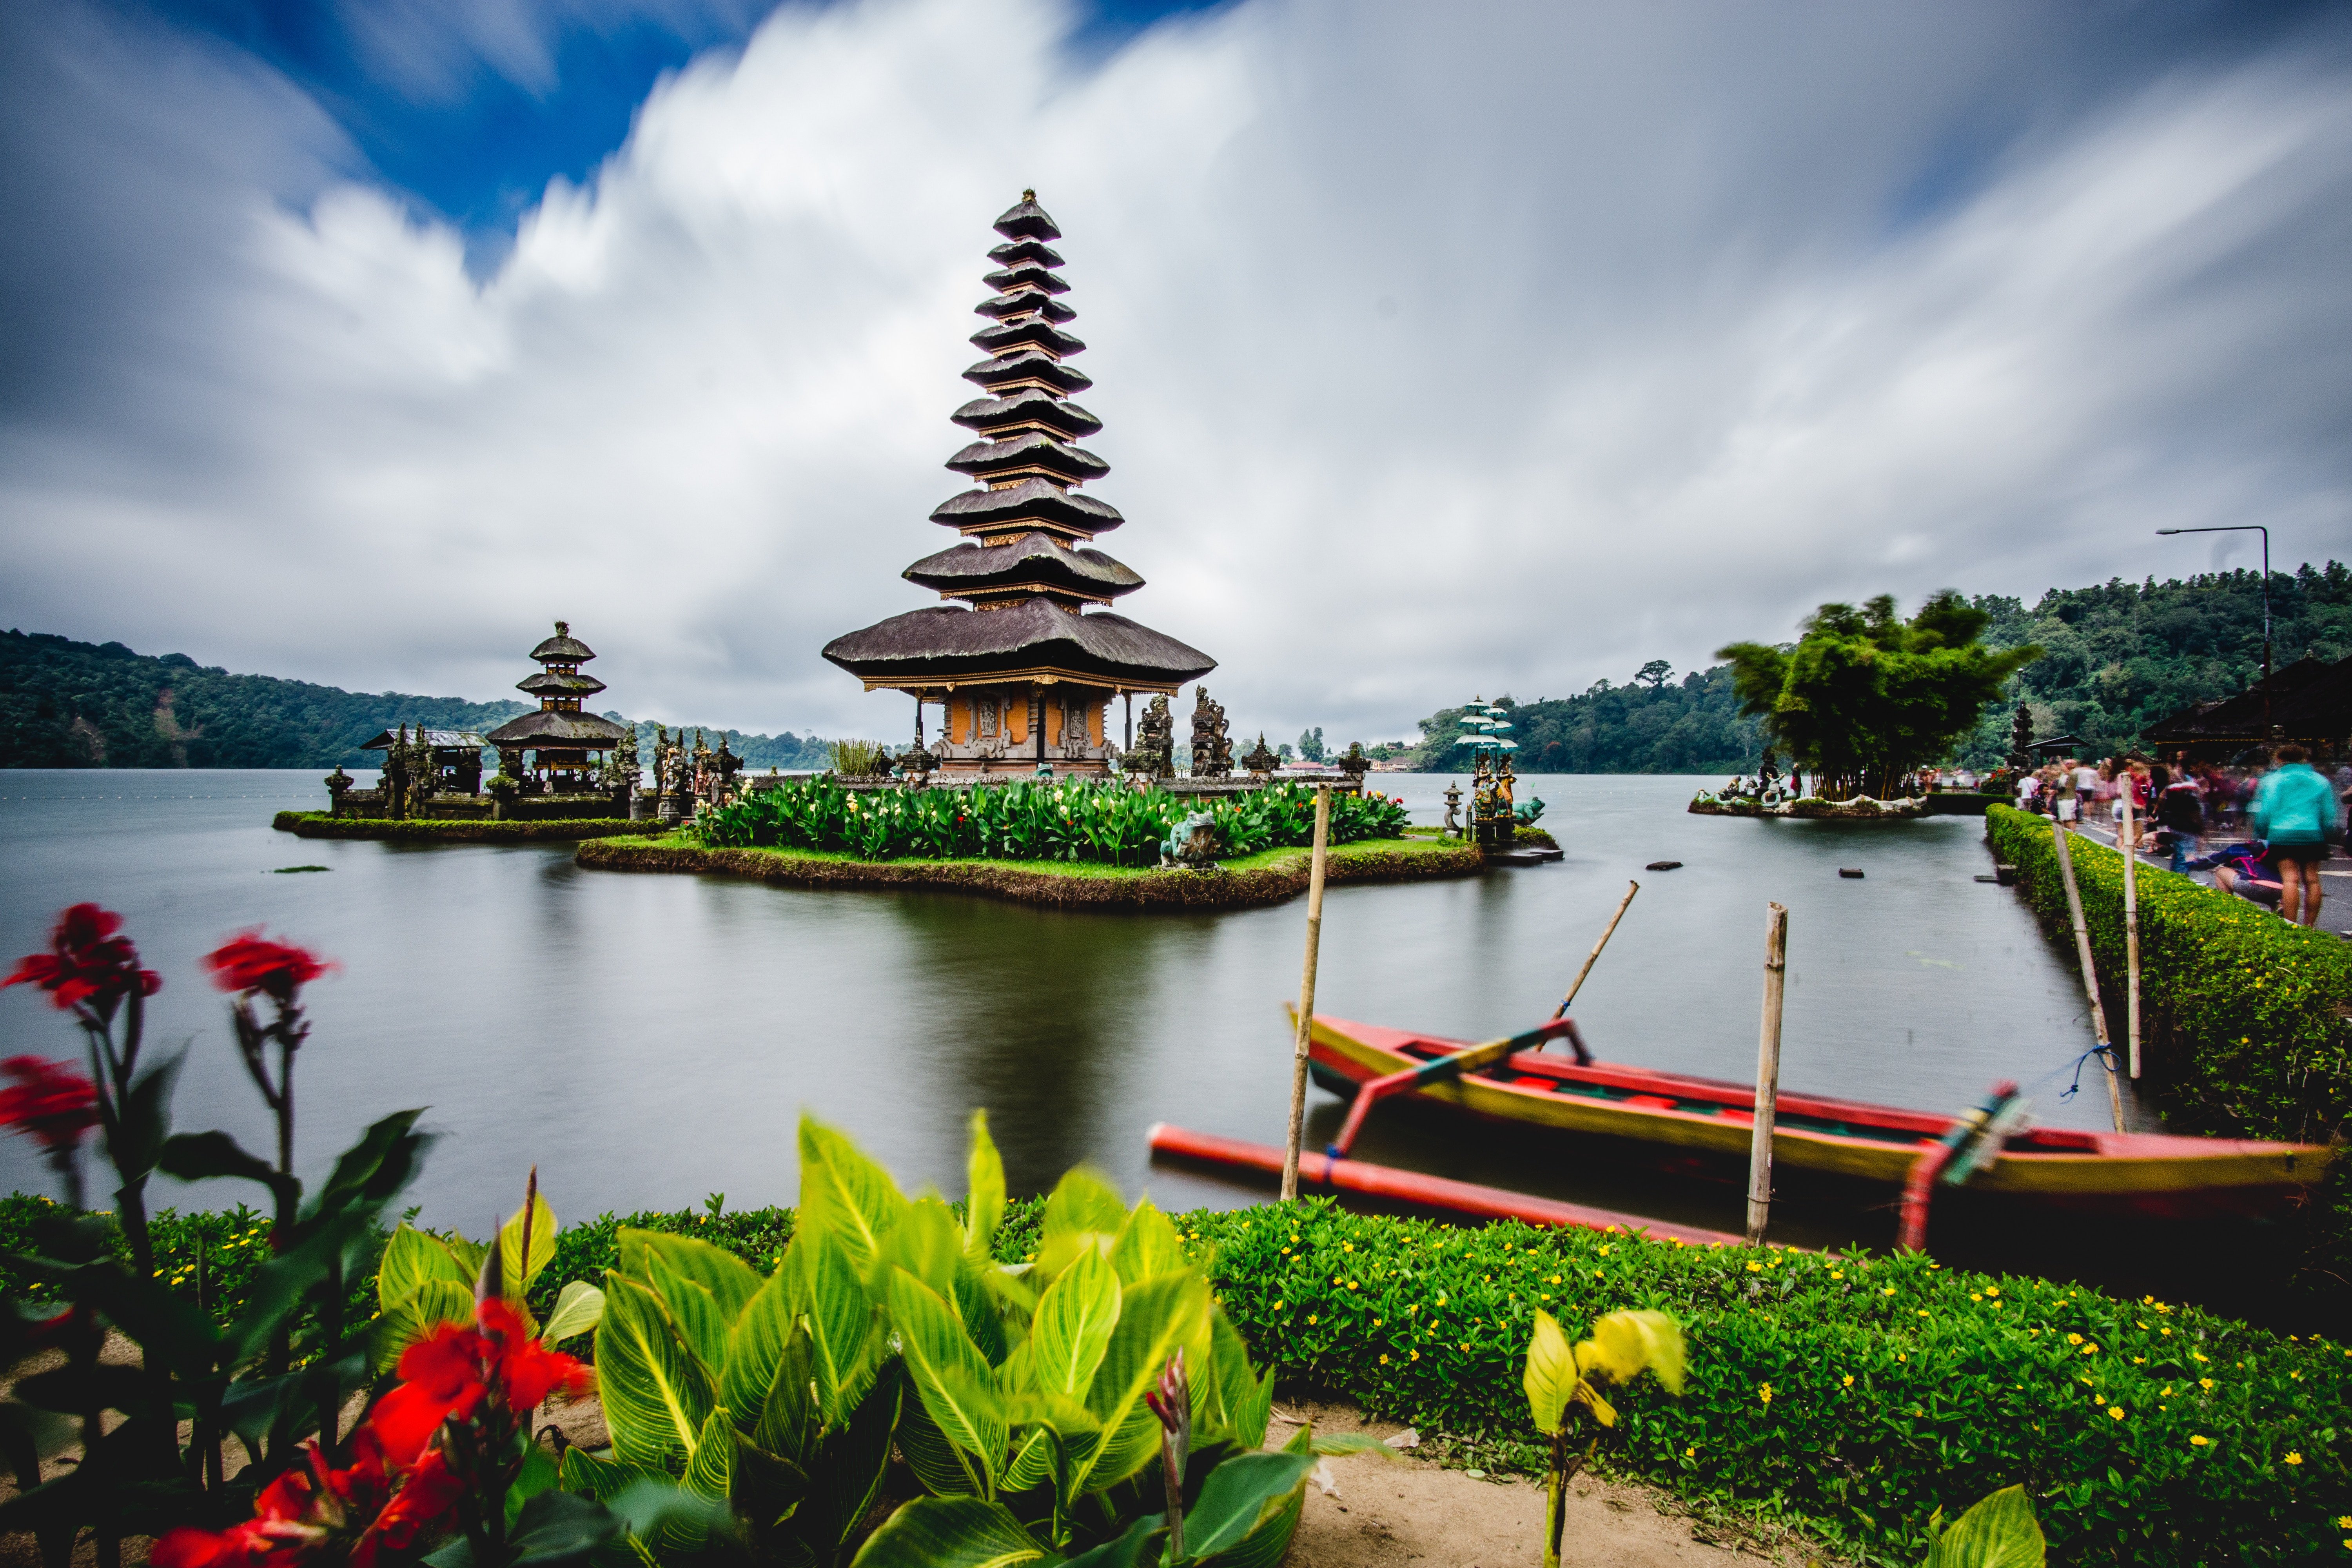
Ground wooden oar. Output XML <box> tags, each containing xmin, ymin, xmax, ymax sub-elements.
<box><xmin>1552</xmin><ymin>880</ymin><xmax>1639</xmax><ymax>1019</ymax></box>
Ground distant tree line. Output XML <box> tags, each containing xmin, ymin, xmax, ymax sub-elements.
<box><xmin>0</xmin><ymin>630</ymin><xmax>836</xmax><ymax>771</ymax></box>
<box><xmin>1402</xmin><ymin>561</ymin><xmax>2348</xmax><ymax>775</ymax></box>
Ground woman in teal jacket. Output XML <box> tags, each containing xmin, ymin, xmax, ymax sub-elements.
<box><xmin>2250</xmin><ymin>744</ymin><xmax>2337</xmax><ymax>927</ymax></box>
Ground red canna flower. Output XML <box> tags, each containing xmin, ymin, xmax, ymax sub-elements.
<box><xmin>0</xmin><ymin>1056</ymin><xmax>98</xmax><ymax>1155</ymax></box>
<box><xmin>3</xmin><ymin>904</ymin><xmax>161</xmax><ymax>1016</ymax></box>
<box><xmin>203</xmin><ymin>933</ymin><xmax>335</xmax><ymax>1004</ymax></box>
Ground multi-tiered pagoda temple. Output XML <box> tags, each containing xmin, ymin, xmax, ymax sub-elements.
<box><xmin>822</xmin><ymin>193</ymin><xmax>1215</xmax><ymax>774</ymax></box>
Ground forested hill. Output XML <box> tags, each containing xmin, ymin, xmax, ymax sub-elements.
<box><xmin>0</xmin><ymin>630</ymin><xmax>835</xmax><ymax>771</ymax></box>
<box><xmin>1410</xmin><ymin>561</ymin><xmax>2351</xmax><ymax>773</ymax></box>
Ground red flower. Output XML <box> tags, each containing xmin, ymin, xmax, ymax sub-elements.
<box><xmin>0</xmin><ymin>1056</ymin><xmax>98</xmax><ymax>1155</ymax></box>
<box><xmin>203</xmin><ymin>933</ymin><xmax>334</xmax><ymax>1004</ymax></box>
<box><xmin>370</xmin><ymin>1301</ymin><xmax>589</xmax><ymax>1468</ymax></box>
<box><xmin>3</xmin><ymin>904</ymin><xmax>161</xmax><ymax>1015</ymax></box>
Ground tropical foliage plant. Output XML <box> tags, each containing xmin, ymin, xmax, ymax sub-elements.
<box><xmin>1920</xmin><ymin>1484</ymin><xmax>2045</xmax><ymax>1567</ymax></box>
<box><xmin>1716</xmin><ymin>592</ymin><xmax>2041</xmax><ymax>799</ymax></box>
<box><xmin>0</xmin><ymin>907</ymin><xmax>437</xmax><ymax>1565</ymax></box>
<box><xmin>1522</xmin><ymin>1308</ymin><xmax>1684</xmax><ymax>1568</ymax></box>
<box><xmin>693</xmin><ymin>776</ymin><xmax>1409</xmax><ymax>866</ymax></box>
<box><xmin>564</xmin><ymin>1111</ymin><xmax>1362</xmax><ymax>1567</ymax></box>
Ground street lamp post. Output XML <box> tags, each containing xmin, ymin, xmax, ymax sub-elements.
<box><xmin>2156</xmin><ymin>524</ymin><xmax>2271</xmax><ymax>733</ymax></box>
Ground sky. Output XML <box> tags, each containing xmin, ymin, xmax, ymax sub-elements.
<box><xmin>3</xmin><ymin>0</ymin><xmax>2349</xmax><ymax>748</ymax></box>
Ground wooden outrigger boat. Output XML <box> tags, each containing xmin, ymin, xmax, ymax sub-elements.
<box><xmin>1152</xmin><ymin>1009</ymin><xmax>2333</xmax><ymax>1244</ymax></box>
<box><xmin>1287</xmin><ymin>1012</ymin><xmax>2334</xmax><ymax>1221</ymax></box>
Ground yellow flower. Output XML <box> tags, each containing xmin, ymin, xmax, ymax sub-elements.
<box><xmin>1830</xmin><ymin>1270</ymin><xmax>1844</xmax><ymax>1279</ymax></box>
<box><xmin>2107</xmin><ymin>1407</ymin><xmax>2123</xmax><ymax>1421</ymax></box>
<box><xmin>2082</xmin><ymin>1343</ymin><xmax>2098</xmax><ymax>1355</ymax></box>
<box><xmin>1379</xmin><ymin>1354</ymin><xmax>1389</xmax><ymax>1365</ymax></box>
<box><xmin>1685</xmin><ymin>1446</ymin><xmax>1696</xmax><ymax>1457</ymax></box>
<box><xmin>1883</xmin><ymin>1287</ymin><xmax>1896</xmax><ymax>1296</ymax></box>
<box><xmin>2284</xmin><ymin>1452</ymin><xmax>2301</xmax><ymax>1465</ymax></box>
<box><xmin>1274</xmin><ymin>1301</ymin><xmax>1284</xmax><ymax>1311</ymax></box>
<box><xmin>1307</xmin><ymin>1315</ymin><xmax>1318</xmax><ymax>1325</ymax></box>
<box><xmin>1985</xmin><ymin>1286</ymin><xmax>2000</xmax><ymax>1298</ymax></box>
<box><xmin>2161</xmin><ymin>1386</ymin><xmax>2174</xmax><ymax>1396</ymax></box>
<box><xmin>1970</xmin><ymin>1293</ymin><xmax>1982</xmax><ymax>1302</ymax></box>
<box><xmin>1549</xmin><ymin>1274</ymin><xmax>1561</xmax><ymax>1285</ymax></box>
<box><xmin>1759</xmin><ymin>1384</ymin><xmax>1773</xmax><ymax>1404</ymax></box>
<box><xmin>1841</xmin><ymin>1375</ymin><xmax>1854</xmax><ymax>1387</ymax></box>
<box><xmin>2067</xmin><ymin>1332</ymin><xmax>2084</xmax><ymax>1345</ymax></box>
<box><xmin>2200</xmin><ymin>1378</ymin><xmax>2214</xmax><ymax>1390</ymax></box>
<box><xmin>1410</xmin><ymin>1349</ymin><xmax>1419</xmax><ymax>1361</ymax></box>
<box><xmin>2189</xmin><ymin>1435</ymin><xmax>2209</xmax><ymax>1447</ymax></box>
<box><xmin>1746</xmin><ymin>1262</ymin><xmax>1763</xmax><ymax>1273</ymax></box>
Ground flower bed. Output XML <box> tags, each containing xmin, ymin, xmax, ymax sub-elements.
<box><xmin>16</xmin><ymin>1190</ymin><xmax>2342</xmax><ymax>1567</ymax></box>
<box><xmin>693</xmin><ymin>775</ymin><xmax>1410</xmax><ymax>864</ymax></box>
<box><xmin>1984</xmin><ymin>805</ymin><xmax>2352</xmax><ymax>1295</ymax></box>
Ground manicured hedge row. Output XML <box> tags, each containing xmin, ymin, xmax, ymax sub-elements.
<box><xmin>1983</xmin><ymin>806</ymin><xmax>2352</xmax><ymax>1293</ymax></box>
<box><xmin>10</xmin><ymin>1190</ymin><xmax>2344</xmax><ymax>1566</ymax></box>
<box><xmin>1983</xmin><ymin>805</ymin><xmax>2352</xmax><ymax>1143</ymax></box>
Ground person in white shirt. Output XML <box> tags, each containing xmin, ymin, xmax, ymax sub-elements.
<box><xmin>2073</xmin><ymin>760</ymin><xmax>2098</xmax><ymax>818</ymax></box>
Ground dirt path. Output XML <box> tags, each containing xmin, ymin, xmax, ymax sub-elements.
<box><xmin>1279</xmin><ymin>1401</ymin><xmax>1839</xmax><ymax>1568</ymax></box>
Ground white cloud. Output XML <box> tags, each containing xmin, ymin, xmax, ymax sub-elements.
<box><xmin>2</xmin><ymin>0</ymin><xmax>2348</xmax><ymax>745</ymax></box>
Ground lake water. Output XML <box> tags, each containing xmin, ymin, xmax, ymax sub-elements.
<box><xmin>0</xmin><ymin>769</ymin><xmax>2134</xmax><ymax>1257</ymax></box>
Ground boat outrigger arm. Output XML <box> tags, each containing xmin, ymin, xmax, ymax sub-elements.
<box><xmin>1324</xmin><ymin>1017</ymin><xmax>1591</xmax><ymax>1165</ymax></box>
<box><xmin>1895</xmin><ymin>1079</ymin><xmax>2031</xmax><ymax>1251</ymax></box>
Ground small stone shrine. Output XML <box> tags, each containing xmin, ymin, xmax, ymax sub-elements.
<box><xmin>821</xmin><ymin>193</ymin><xmax>1216</xmax><ymax>775</ymax></box>
<box><xmin>1240</xmin><ymin>733</ymin><xmax>1279</xmax><ymax>779</ymax></box>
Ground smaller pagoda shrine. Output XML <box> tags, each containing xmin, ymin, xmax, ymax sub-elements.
<box><xmin>486</xmin><ymin>622</ymin><xmax>628</xmax><ymax>793</ymax></box>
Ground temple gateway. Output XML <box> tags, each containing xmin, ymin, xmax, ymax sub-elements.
<box><xmin>822</xmin><ymin>194</ymin><xmax>1215</xmax><ymax>776</ymax></box>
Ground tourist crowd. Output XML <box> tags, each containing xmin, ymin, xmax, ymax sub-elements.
<box><xmin>2000</xmin><ymin>747</ymin><xmax>2349</xmax><ymax>929</ymax></box>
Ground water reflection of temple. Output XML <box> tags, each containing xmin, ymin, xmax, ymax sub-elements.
<box><xmin>822</xmin><ymin>194</ymin><xmax>1215</xmax><ymax>778</ymax></box>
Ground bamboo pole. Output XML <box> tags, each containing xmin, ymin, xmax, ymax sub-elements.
<box><xmin>1552</xmin><ymin>881</ymin><xmax>1639</xmax><ymax>1020</ymax></box>
<box><xmin>1744</xmin><ymin>903</ymin><xmax>1788</xmax><ymax>1247</ymax></box>
<box><xmin>1281</xmin><ymin>786</ymin><xmax>1333</xmax><ymax>1201</ymax></box>
<box><xmin>2120</xmin><ymin>785</ymin><xmax>2141</xmax><ymax>1079</ymax></box>
<box><xmin>2051</xmin><ymin>820</ymin><xmax>2126</xmax><ymax>1132</ymax></box>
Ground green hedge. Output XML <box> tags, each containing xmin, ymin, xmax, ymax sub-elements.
<box><xmin>1983</xmin><ymin>804</ymin><xmax>2352</xmax><ymax>1142</ymax></box>
<box><xmin>10</xmin><ymin>1190</ymin><xmax>2344</xmax><ymax>1565</ymax></box>
<box><xmin>1983</xmin><ymin>806</ymin><xmax>2352</xmax><ymax>1293</ymax></box>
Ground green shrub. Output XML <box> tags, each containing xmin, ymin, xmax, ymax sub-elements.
<box><xmin>1191</xmin><ymin>1199</ymin><xmax>2347</xmax><ymax>1567</ymax></box>
<box><xmin>693</xmin><ymin>776</ymin><xmax>1410</xmax><ymax>865</ymax></box>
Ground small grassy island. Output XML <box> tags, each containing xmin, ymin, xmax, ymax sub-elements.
<box><xmin>576</xmin><ymin>775</ymin><xmax>1506</xmax><ymax>909</ymax></box>
<box><xmin>274</xmin><ymin>811</ymin><xmax>664</xmax><ymax>842</ymax></box>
